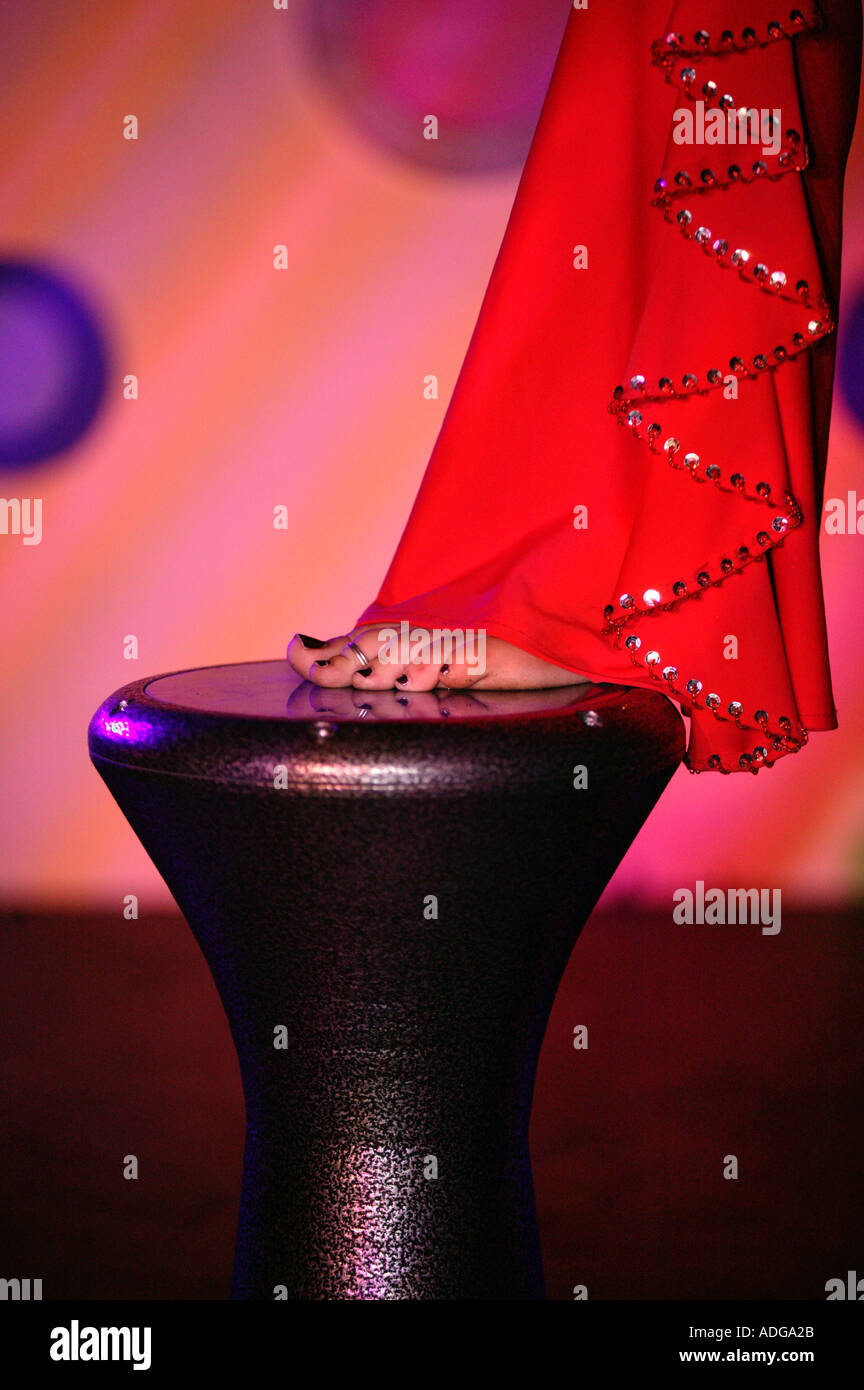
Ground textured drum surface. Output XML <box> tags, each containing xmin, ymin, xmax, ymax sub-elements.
<box><xmin>89</xmin><ymin>661</ymin><xmax>684</xmax><ymax>1300</ymax></box>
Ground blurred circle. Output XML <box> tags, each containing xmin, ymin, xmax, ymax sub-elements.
<box><xmin>0</xmin><ymin>258</ymin><xmax>109</xmax><ymax>468</ymax></box>
<box><xmin>839</xmin><ymin>283</ymin><xmax>864</xmax><ymax>430</ymax></box>
<box><xmin>302</xmin><ymin>0</ymin><xmax>569</xmax><ymax>174</ymax></box>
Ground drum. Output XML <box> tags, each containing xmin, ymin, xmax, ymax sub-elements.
<box><xmin>89</xmin><ymin>660</ymin><xmax>684</xmax><ymax>1299</ymax></box>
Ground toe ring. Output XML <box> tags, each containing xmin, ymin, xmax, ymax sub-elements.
<box><xmin>342</xmin><ymin>640</ymin><xmax>370</xmax><ymax>670</ymax></box>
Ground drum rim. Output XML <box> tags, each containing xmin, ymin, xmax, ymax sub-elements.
<box><xmin>88</xmin><ymin>659</ymin><xmax>686</xmax><ymax>789</ymax></box>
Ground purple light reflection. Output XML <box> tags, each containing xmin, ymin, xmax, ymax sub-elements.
<box><xmin>96</xmin><ymin>706</ymin><xmax>159</xmax><ymax>749</ymax></box>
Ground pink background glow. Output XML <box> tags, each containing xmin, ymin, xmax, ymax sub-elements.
<box><xmin>1</xmin><ymin>0</ymin><xmax>863</xmax><ymax>908</ymax></box>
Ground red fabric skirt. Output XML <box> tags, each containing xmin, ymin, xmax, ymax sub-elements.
<box><xmin>356</xmin><ymin>0</ymin><xmax>861</xmax><ymax>774</ymax></box>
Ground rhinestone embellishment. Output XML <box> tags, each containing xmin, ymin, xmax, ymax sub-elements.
<box><xmin>603</xmin><ymin>10</ymin><xmax>829</xmax><ymax>774</ymax></box>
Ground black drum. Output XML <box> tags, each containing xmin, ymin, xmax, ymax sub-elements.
<box><xmin>89</xmin><ymin>660</ymin><xmax>684</xmax><ymax>1300</ymax></box>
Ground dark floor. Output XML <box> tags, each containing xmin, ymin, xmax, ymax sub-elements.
<box><xmin>0</xmin><ymin>906</ymin><xmax>861</xmax><ymax>1300</ymax></box>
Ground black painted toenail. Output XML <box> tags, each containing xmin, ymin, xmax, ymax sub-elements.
<box><xmin>396</xmin><ymin>674</ymin><xmax>409</xmax><ymax>684</ymax></box>
<box><xmin>298</xmin><ymin>634</ymin><xmax>327</xmax><ymax>648</ymax></box>
<box><xmin>397</xmin><ymin>696</ymin><xmax>409</xmax><ymax>706</ymax></box>
<box><xmin>358</xmin><ymin>667</ymin><xmax>373</xmax><ymax>677</ymax></box>
<box><xmin>440</xmin><ymin>665</ymin><xmax>450</xmax><ymax>675</ymax></box>
<box><xmin>314</xmin><ymin>659</ymin><xmax>330</xmax><ymax>666</ymax></box>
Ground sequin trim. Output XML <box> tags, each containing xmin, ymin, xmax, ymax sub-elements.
<box><xmin>650</xmin><ymin>8</ymin><xmax>824</xmax><ymax>68</ymax></box>
<box><xmin>603</xmin><ymin>9</ymin><xmax>830</xmax><ymax>774</ymax></box>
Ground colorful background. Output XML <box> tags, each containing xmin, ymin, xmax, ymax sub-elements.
<box><xmin>1</xmin><ymin>0</ymin><xmax>863</xmax><ymax>910</ymax></box>
<box><xmin>2</xmin><ymin>0</ymin><xmax>863</xmax><ymax>1305</ymax></box>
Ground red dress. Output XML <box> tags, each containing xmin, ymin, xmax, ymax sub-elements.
<box><xmin>355</xmin><ymin>0</ymin><xmax>861</xmax><ymax>773</ymax></box>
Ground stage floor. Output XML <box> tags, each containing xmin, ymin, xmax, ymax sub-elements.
<box><xmin>1</xmin><ymin>905</ymin><xmax>861</xmax><ymax>1301</ymax></box>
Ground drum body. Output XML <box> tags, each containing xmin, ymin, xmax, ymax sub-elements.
<box><xmin>89</xmin><ymin>661</ymin><xmax>684</xmax><ymax>1300</ymax></box>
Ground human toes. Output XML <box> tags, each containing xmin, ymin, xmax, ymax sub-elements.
<box><xmin>386</xmin><ymin>657</ymin><xmax>445</xmax><ymax>692</ymax></box>
<box><xmin>287</xmin><ymin>632</ymin><xmax>349</xmax><ymax>679</ymax></box>
<box><xmin>308</xmin><ymin>632</ymin><xmax>380</xmax><ymax>687</ymax></box>
<box><xmin>435</xmin><ymin>654</ymin><xmax>486</xmax><ymax>690</ymax></box>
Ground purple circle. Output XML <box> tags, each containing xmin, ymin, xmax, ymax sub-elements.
<box><xmin>0</xmin><ymin>259</ymin><xmax>109</xmax><ymax>468</ymax></box>
<box><xmin>301</xmin><ymin>0</ymin><xmax>569</xmax><ymax>174</ymax></box>
<box><xmin>839</xmin><ymin>283</ymin><xmax>864</xmax><ymax>431</ymax></box>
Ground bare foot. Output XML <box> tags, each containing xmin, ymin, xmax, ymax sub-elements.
<box><xmin>287</xmin><ymin>625</ymin><xmax>588</xmax><ymax>691</ymax></box>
